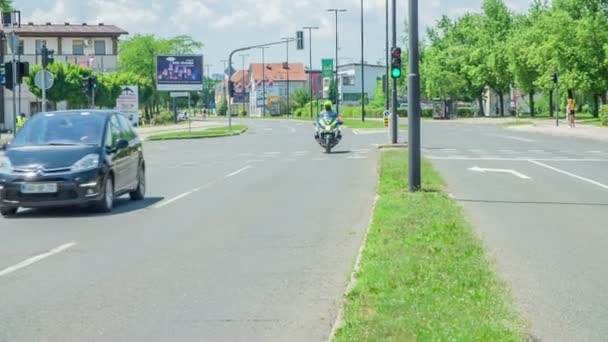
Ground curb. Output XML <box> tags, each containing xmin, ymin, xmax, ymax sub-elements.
<box><xmin>328</xmin><ymin>193</ymin><xmax>380</xmax><ymax>341</ymax></box>
<box><xmin>145</xmin><ymin>127</ymin><xmax>248</xmax><ymax>141</ymax></box>
<box><xmin>375</xmin><ymin>143</ymin><xmax>408</xmax><ymax>149</ymax></box>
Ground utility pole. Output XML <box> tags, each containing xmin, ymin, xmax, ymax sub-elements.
<box><xmin>220</xmin><ymin>59</ymin><xmax>229</xmax><ymax>112</ymax></box>
<box><xmin>327</xmin><ymin>9</ymin><xmax>347</xmax><ymax>115</ymax></box>
<box><xmin>408</xmin><ymin>0</ymin><xmax>422</xmax><ymax>191</ymax></box>
<box><xmin>303</xmin><ymin>26</ymin><xmax>319</xmax><ymax>119</ymax></box>
<box><xmin>238</xmin><ymin>54</ymin><xmax>248</xmax><ymax>116</ymax></box>
<box><xmin>385</xmin><ymin>0</ymin><xmax>390</xmax><ymax>111</ymax></box>
<box><xmin>391</xmin><ymin>0</ymin><xmax>398</xmax><ymax>144</ymax></box>
<box><xmin>258</xmin><ymin>47</ymin><xmax>269</xmax><ymax>117</ymax></box>
<box><xmin>204</xmin><ymin>63</ymin><xmax>212</xmax><ymax>108</ymax></box>
<box><xmin>281</xmin><ymin>37</ymin><xmax>291</xmax><ymax>117</ymax></box>
<box><xmin>360</xmin><ymin>0</ymin><xmax>365</xmax><ymax>122</ymax></box>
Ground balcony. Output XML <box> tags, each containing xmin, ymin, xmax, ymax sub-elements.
<box><xmin>2</xmin><ymin>54</ymin><xmax>119</xmax><ymax>73</ymax></box>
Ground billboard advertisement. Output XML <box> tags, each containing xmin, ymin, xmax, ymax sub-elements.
<box><xmin>156</xmin><ymin>55</ymin><xmax>203</xmax><ymax>91</ymax></box>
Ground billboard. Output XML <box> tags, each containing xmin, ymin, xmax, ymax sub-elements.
<box><xmin>156</xmin><ymin>55</ymin><xmax>203</xmax><ymax>91</ymax></box>
<box><xmin>116</xmin><ymin>85</ymin><xmax>140</xmax><ymax>126</ymax></box>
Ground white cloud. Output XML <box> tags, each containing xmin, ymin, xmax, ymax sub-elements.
<box><xmin>92</xmin><ymin>0</ymin><xmax>160</xmax><ymax>28</ymax></box>
<box><xmin>170</xmin><ymin>0</ymin><xmax>214</xmax><ymax>31</ymax></box>
<box><xmin>27</xmin><ymin>0</ymin><xmax>78</xmax><ymax>24</ymax></box>
<box><xmin>211</xmin><ymin>10</ymin><xmax>249</xmax><ymax>28</ymax></box>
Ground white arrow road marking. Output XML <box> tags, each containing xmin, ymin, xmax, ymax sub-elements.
<box><xmin>0</xmin><ymin>242</ymin><xmax>77</xmax><ymax>278</ymax></box>
<box><xmin>468</xmin><ymin>166</ymin><xmax>531</xmax><ymax>180</ymax></box>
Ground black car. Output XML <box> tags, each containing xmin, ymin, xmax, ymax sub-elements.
<box><xmin>0</xmin><ymin>110</ymin><xmax>146</xmax><ymax>217</ymax></box>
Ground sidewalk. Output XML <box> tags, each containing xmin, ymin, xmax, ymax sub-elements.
<box><xmin>509</xmin><ymin>120</ymin><xmax>608</xmax><ymax>142</ymax></box>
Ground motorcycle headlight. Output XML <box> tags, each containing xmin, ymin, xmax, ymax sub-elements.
<box><xmin>324</xmin><ymin>125</ymin><xmax>332</xmax><ymax>131</ymax></box>
<box><xmin>0</xmin><ymin>155</ymin><xmax>13</xmax><ymax>174</ymax></box>
<box><xmin>71</xmin><ymin>153</ymin><xmax>100</xmax><ymax>172</ymax></box>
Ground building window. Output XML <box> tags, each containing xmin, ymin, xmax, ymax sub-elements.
<box><xmin>35</xmin><ymin>40</ymin><xmax>47</xmax><ymax>54</ymax></box>
<box><xmin>94</xmin><ymin>40</ymin><xmax>106</xmax><ymax>55</ymax></box>
<box><xmin>17</xmin><ymin>39</ymin><xmax>24</xmax><ymax>55</ymax></box>
<box><xmin>342</xmin><ymin>76</ymin><xmax>355</xmax><ymax>86</ymax></box>
<box><xmin>73</xmin><ymin>39</ymin><xmax>84</xmax><ymax>55</ymax></box>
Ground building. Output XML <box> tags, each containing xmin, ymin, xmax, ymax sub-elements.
<box><xmin>326</xmin><ymin>63</ymin><xmax>386</xmax><ymax>106</ymax></box>
<box><xmin>248</xmin><ymin>62</ymin><xmax>307</xmax><ymax>116</ymax></box>
<box><xmin>0</xmin><ymin>22</ymin><xmax>128</xmax><ymax>131</ymax></box>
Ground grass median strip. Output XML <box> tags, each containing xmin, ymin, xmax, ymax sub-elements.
<box><xmin>343</xmin><ymin>118</ymin><xmax>407</xmax><ymax>130</ymax></box>
<box><xmin>147</xmin><ymin>125</ymin><xmax>247</xmax><ymax>141</ymax></box>
<box><xmin>334</xmin><ymin>150</ymin><xmax>525</xmax><ymax>341</ymax></box>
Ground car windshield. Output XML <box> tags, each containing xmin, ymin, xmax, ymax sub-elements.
<box><xmin>11</xmin><ymin>112</ymin><xmax>106</xmax><ymax>147</ymax></box>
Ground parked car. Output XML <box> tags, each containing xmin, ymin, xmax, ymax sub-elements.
<box><xmin>0</xmin><ymin>110</ymin><xmax>146</xmax><ymax>217</ymax></box>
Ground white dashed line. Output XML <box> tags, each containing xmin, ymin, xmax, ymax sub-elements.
<box><xmin>530</xmin><ymin>160</ymin><xmax>608</xmax><ymax>190</ymax></box>
<box><xmin>0</xmin><ymin>242</ymin><xmax>77</xmax><ymax>278</ymax></box>
<box><xmin>224</xmin><ymin>165</ymin><xmax>252</xmax><ymax>179</ymax></box>
<box><xmin>246</xmin><ymin>159</ymin><xmax>265</xmax><ymax>163</ymax></box>
<box><xmin>153</xmin><ymin>191</ymin><xmax>193</xmax><ymax>209</ymax></box>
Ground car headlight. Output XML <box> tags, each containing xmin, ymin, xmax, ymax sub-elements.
<box><xmin>71</xmin><ymin>154</ymin><xmax>100</xmax><ymax>172</ymax></box>
<box><xmin>0</xmin><ymin>155</ymin><xmax>12</xmax><ymax>174</ymax></box>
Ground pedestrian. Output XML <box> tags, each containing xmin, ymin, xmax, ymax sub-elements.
<box><xmin>567</xmin><ymin>97</ymin><xmax>576</xmax><ymax>128</ymax></box>
<box><xmin>15</xmin><ymin>112</ymin><xmax>27</xmax><ymax>132</ymax></box>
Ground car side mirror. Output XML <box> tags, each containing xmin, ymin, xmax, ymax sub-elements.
<box><xmin>1</xmin><ymin>143</ymin><xmax>6</xmax><ymax>151</ymax></box>
<box><xmin>115</xmin><ymin>139</ymin><xmax>129</xmax><ymax>150</ymax></box>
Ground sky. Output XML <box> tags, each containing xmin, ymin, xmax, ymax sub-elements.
<box><xmin>17</xmin><ymin>0</ymin><xmax>532</xmax><ymax>76</ymax></box>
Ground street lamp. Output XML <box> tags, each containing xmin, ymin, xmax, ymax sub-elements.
<box><xmin>327</xmin><ymin>8</ymin><xmax>347</xmax><ymax>115</ymax></box>
<box><xmin>257</xmin><ymin>46</ymin><xmax>269</xmax><ymax>117</ymax></box>
<box><xmin>238</xmin><ymin>54</ymin><xmax>249</xmax><ymax>116</ymax></box>
<box><xmin>302</xmin><ymin>26</ymin><xmax>319</xmax><ymax>119</ymax></box>
<box><xmin>280</xmin><ymin>36</ymin><xmax>292</xmax><ymax>117</ymax></box>
<box><xmin>360</xmin><ymin>0</ymin><xmax>365</xmax><ymax>122</ymax></box>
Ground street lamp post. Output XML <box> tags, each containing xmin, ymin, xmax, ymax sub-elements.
<box><xmin>327</xmin><ymin>8</ymin><xmax>347</xmax><ymax>115</ymax></box>
<box><xmin>238</xmin><ymin>54</ymin><xmax>248</xmax><ymax>116</ymax></box>
<box><xmin>385</xmin><ymin>0</ymin><xmax>390</xmax><ymax>111</ymax></box>
<box><xmin>360</xmin><ymin>0</ymin><xmax>365</xmax><ymax>122</ymax></box>
<box><xmin>408</xmin><ymin>0</ymin><xmax>422</xmax><ymax>191</ymax></box>
<box><xmin>280</xmin><ymin>37</ymin><xmax>291</xmax><ymax>117</ymax></box>
<box><xmin>258</xmin><ymin>46</ymin><xmax>269</xmax><ymax>117</ymax></box>
<box><xmin>303</xmin><ymin>26</ymin><xmax>319</xmax><ymax>119</ymax></box>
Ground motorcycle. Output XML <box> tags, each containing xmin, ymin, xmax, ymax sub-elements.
<box><xmin>314</xmin><ymin>113</ymin><xmax>342</xmax><ymax>153</ymax></box>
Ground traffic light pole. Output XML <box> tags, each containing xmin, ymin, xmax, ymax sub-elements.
<box><xmin>10</xmin><ymin>31</ymin><xmax>17</xmax><ymax>131</ymax></box>
<box><xmin>408</xmin><ymin>0</ymin><xmax>422</xmax><ymax>191</ymax></box>
<box><xmin>41</xmin><ymin>45</ymin><xmax>47</xmax><ymax>112</ymax></box>
<box><xmin>391</xmin><ymin>0</ymin><xmax>398</xmax><ymax>144</ymax></box>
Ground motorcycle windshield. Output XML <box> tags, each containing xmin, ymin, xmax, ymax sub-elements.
<box><xmin>318</xmin><ymin>113</ymin><xmax>337</xmax><ymax>123</ymax></box>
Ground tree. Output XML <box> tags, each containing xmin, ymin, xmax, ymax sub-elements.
<box><xmin>327</xmin><ymin>79</ymin><xmax>337</xmax><ymax>104</ymax></box>
<box><xmin>25</xmin><ymin>61</ymin><xmax>91</xmax><ymax>108</ymax></box>
<box><xmin>291</xmin><ymin>87</ymin><xmax>312</xmax><ymax>110</ymax></box>
<box><xmin>0</xmin><ymin>0</ymin><xmax>12</xmax><ymax>11</ymax></box>
<box><xmin>371</xmin><ymin>79</ymin><xmax>386</xmax><ymax>108</ymax></box>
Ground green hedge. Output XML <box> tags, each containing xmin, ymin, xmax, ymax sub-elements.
<box><xmin>457</xmin><ymin>107</ymin><xmax>475</xmax><ymax>117</ymax></box>
<box><xmin>600</xmin><ymin>105</ymin><xmax>608</xmax><ymax>126</ymax></box>
<box><xmin>151</xmin><ymin>111</ymin><xmax>174</xmax><ymax>125</ymax></box>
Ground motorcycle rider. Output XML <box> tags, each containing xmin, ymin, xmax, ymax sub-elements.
<box><xmin>315</xmin><ymin>101</ymin><xmax>342</xmax><ymax>140</ymax></box>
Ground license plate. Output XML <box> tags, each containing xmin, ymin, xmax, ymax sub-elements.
<box><xmin>21</xmin><ymin>183</ymin><xmax>58</xmax><ymax>194</ymax></box>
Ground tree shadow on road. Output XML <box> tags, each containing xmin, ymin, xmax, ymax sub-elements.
<box><xmin>10</xmin><ymin>197</ymin><xmax>164</xmax><ymax>219</ymax></box>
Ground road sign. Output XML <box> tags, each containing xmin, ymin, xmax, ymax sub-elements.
<box><xmin>225</xmin><ymin>65</ymin><xmax>236</xmax><ymax>76</ymax></box>
<box><xmin>34</xmin><ymin>70</ymin><xmax>54</xmax><ymax>90</ymax></box>
<box><xmin>116</xmin><ymin>85</ymin><xmax>139</xmax><ymax>111</ymax></box>
<box><xmin>322</xmin><ymin>59</ymin><xmax>334</xmax><ymax>78</ymax></box>
<box><xmin>383</xmin><ymin>110</ymin><xmax>391</xmax><ymax>117</ymax></box>
<box><xmin>170</xmin><ymin>92</ymin><xmax>189</xmax><ymax>98</ymax></box>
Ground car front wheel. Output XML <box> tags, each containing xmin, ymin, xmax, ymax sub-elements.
<box><xmin>0</xmin><ymin>206</ymin><xmax>18</xmax><ymax>217</ymax></box>
<box><xmin>129</xmin><ymin>165</ymin><xmax>146</xmax><ymax>201</ymax></box>
<box><xmin>94</xmin><ymin>176</ymin><xmax>114</xmax><ymax>213</ymax></box>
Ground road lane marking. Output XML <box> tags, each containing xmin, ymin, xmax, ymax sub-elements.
<box><xmin>529</xmin><ymin>160</ymin><xmax>608</xmax><ymax>190</ymax></box>
<box><xmin>468</xmin><ymin>166</ymin><xmax>531</xmax><ymax>180</ymax></box>
<box><xmin>192</xmin><ymin>181</ymin><xmax>218</xmax><ymax>193</ymax></box>
<box><xmin>428</xmin><ymin>156</ymin><xmax>608</xmax><ymax>162</ymax></box>
<box><xmin>528</xmin><ymin>149</ymin><xmax>545</xmax><ymax>153</ymax></box>
<box><xmin>246</xmin><ymin>159</ymin><xmax>265</xmax><ymax>163</ymax></box>
<box><xmin>154</xmin><ymin>191</ymin><xmax>193</xmax><ymax>208</ymax></box>
<box><xmin>263</xmin><ymin>152</ymin><xmax>281</xmax><ymax>156</ymax></box>
<box><xmin>0</xmin><ymin>242</ymin><xmax>77</xmax><ymax>278</ymax></box>
<box><xmin>487</xmin><ymin>134</ymin><xmax>536</xmax><ymax>142</ymax></box>
<box><xmin>224</xmin><ymin>165</ymin><xmax>252</xmax><ymax>179</ymax></box>
<box><xmin>500</xmin><ymin>149</ymin><xmax>517</xmax><ymax>154</ymax></box>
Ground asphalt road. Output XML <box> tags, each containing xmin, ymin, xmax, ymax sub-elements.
<box><xmin>423</xmin><ymin>121</ymin><xmax>608</xmax><ymax>341</ymax></box>
<box><xmin>0</xmin><ymin>119</ymin><xmax>386</xmax><ymax>341</ymax></box>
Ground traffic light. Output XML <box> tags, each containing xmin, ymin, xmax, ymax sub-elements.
<box><xmin>391</xmin><ymin>47</ymin><xmax>402</xmax><ymax>79</ymax></box>
<box><xmin>551</xmin><ymin>72</ymin><xmax>558</xmax><ymax>84</ymax></box>
<box><xmin>82</xmin><ymin>75</ymin><xmax>97</xmax><ymax>97</ymax></box>
<box><xmin>4</xmin><ymin>62</ymin><xmax>12</xmax><ymax>90</ymax></box>
<box><xmin>228</xmin><ymin>80</ymin><xmax>235</xmax><ymax>97</ymax></box>
<box><xmin>82</xmin><ymin>76</ymin><xmax>90</xmax><ymax>95</ymax></box>
<box><xmin>296</xmin><ymin>31</ymin><xmax>304</xmax><ymax>50</ymax></box>
<box><xmin>16</xmin><ymin>62</ymin><xmax>28</xmax><ymax>85</ymax></box>
<box><xmin>41</xmin><ymin>46</ymin><xmax>54</xmax><ymax>69</ymax></box>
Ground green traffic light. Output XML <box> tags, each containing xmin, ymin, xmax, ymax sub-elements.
<box><xmin>391</xmin><ymin>68</ymin><xmax>402</xmax><ymax>78</ymax></box>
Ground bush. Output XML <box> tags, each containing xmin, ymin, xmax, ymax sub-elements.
<box><xmin>457</xmin><ymin>107</ymin><xmax>475</xmax><ymax>117</ymax></box>
<box><xmin>217</xmin><ymin>98</ymin><xmax>228</xmax><ymax>116</ymax></box>
<box><xmin>422</xmin><ymin>108</ymin><xmax>433</xmax><ymax>118</ymax></box>
<box><xmin>600</xmin><ymin>105</ymin><xmax>608</xmax><ymax>126</ymax></box>
<box><xmin>152</xmin><ymin>111</ymin><xmax>173</xmax><ymax>125</ymax></box>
